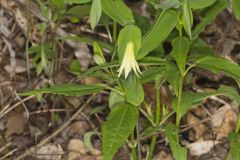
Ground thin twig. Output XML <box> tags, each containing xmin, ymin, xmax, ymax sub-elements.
<box><xmin>0</xmin><ymin>95</ymin><xmax>34</xmax><ymax>119</ymax></box>
<box><xmin>14</xmin><ymin>90</ymin><xmax>30</xmax><ymax>121</ymax></box>
<box><xmin>0</xmin><ymin>148</ymin><xmax>18</xmax><ymax>160</ymax></box>
<box><xmin>0</xmin><ymin>142</ymin><xmax>11</xmax><ymax>154</ymax></box>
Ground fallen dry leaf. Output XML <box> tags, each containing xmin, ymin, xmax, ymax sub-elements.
<box><xmin>68</xmin><ymin>139</ymin><xmax>88</xmax><ymax>154</ymax></box>
<box><xmin>211</xmin><ymin>104</ymin><xmax>232</xmax><ymax>127</ymax></box>
<box><xmin>186</xmin><ymin>140</ymin><xmax>220</xmax><ymax>156</ymax></box>
<box><xmin>153</xmin><ymin>151</ymin><xmax>172</xmax><ymax>160</ymax></box>
<box><xmin>186</xmin><ymin>112</ymin><xmax>208</xmax><ymax>141</ymax></box>
<box><xmin>215</xmin><ymin>111</ymin><xmax>237</xmax><ymax>140</ymax></box>
<box><xmin>5</xmin><ymin>111</ymin><xmax>27</xmax><ymax>138</ymax></box>
<box><xmin>211</xmin><ymin>104</ymin><xmax>238</xmax><ymax>140</ymax></box>
<box><xmin>36</xmin><ymin>144</ymin><xmax>64</xmax><ymax>160</ymax></box>
<box><xmin>67</xmin><ymin>121</ymin><xmax>90</xmax><ymax>137</ymax></box>
<box><xmin>75</xmin><ymin>44</ymin><xmax>92</xmax><ymax>71</ymax></box>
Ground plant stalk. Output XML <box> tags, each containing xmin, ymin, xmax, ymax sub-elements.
<box><xmin>235</xmin><ymin>114</ymin><xmax>240</xmax><ymax>133</ymax></box>
<box><xmin>130</xmin><ymin>132</ymin><xmax>137</xmax><ymax>160</ymax></box>
<box><xmin>113</xmin><ymin>21</ymin><xmax>117</xmax><ymax>42</ymax></box>
<box><xmin>226</xmin><ymin>113</ymin><xmax>240</xmax><ymax>160</ymax></box>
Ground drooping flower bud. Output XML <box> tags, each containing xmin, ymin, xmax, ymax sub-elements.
<box><xmin>118</xmin><ymin>41</ymin><xmax>141</xmax><ymax>78</ymax></box>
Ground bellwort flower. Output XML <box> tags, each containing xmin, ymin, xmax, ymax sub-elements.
<box><xmin>118</xmin><ymin>41</ymin><xmax>141</xmax><ymax>78</ymax></box>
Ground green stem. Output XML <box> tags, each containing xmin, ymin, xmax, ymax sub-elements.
<box><xmin>148</xmin><ymin>82</ymin><xmax>161</xmax><ymax>160</ymax></box>
<box><xmin>112</xmin><ymin>21</ymin><xmax>117</xmax><ymax>42</ymax></box>
<box><xmin>130</xmin><ymin>132</ymin><xmax>137</xmax><ymax>160</ymax></box>
<box><xmin>226</xmin><ymin>153</ymin><xmax>231</xmax><ymax>160</ymax></box>
<box><xmin>235</xmin><ymin>114</ymin><xmax>240</xmax><ymax>133</ymax></box>
<box><xmin>148</xmin><ymin>136</ymin><xmax>157</xmax><ymax>160</ymax></box>
<box><xmin>226</xmin><ymin>104</ymin><xmax>240</xmax><ymax>160</ymax></box>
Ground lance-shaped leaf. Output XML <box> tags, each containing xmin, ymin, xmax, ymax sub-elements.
<box><xmin>20</xmin><ymin>84</ymin><xmax>105</xmax><ymax>96</ymax></box>
<box><xmin>102</xmin><ymin>0</ymin><xmax>134</xmax><ymax>26</ymax></box>
<box><xmin>173</xmin><ymin>85</ymin><xmax>240</xmax><ymax>121</ymax></box>
<box><xmin>171</xmin><ymin>37</ymin><xmax>189</xmax><ymax>74</ymax></box>
<box><xmin>68</xmin><ymin>0</ymin><xmax>91</xmax><ymax>4</ymax></box>
<box><xmin>137</xmin><ymin>10</ymin><xmax>178</xmax><ymax>59</ymax></box>
<box><xmin>102</xmin><ymin>103</ymin><xmax>138</xmax><ymax>160</ymax></box>
<box><xmin>183</xmin><ymin>0</ymin><xmax>193</xmax><ymax>39</ymax></box>
<box><xmin>90</xmin><ymin>0</ymin><xmax>102</xmax><ymax>30</ymax></box>
<box><xmin>165</xmin><ymin>124</ymin><xmax>187</xmax><ymax>160</ymax></box>
<box><xmin>232</xmin><ymin>0</ymin><xmax>240</xmax><ymax>20</ymax></box>
<box><xmin>195</xmin><ymin>56</ymin><xmax>240</xmax><ymax>81</ymax></box>
<box><xmin>120</xmin><ymin>73</ymin><xmax>144</xmax><ymax>106</ymax></box>
<box><xmin>192</xmin><ymin>0</ymin><xmax>228</xmax><ymax>40</ymax></box>
<box><xmin>189</xmin><ymin>0</ymin><xmax>216</xmax><ymax>9</ymax></box>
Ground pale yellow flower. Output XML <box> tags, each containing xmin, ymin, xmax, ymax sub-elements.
<box><xmin>118</xmin><ymin>41</ymin><xmax>141</xmax><ymax>78</ymax></box>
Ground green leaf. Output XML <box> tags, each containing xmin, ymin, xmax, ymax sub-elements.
<box><xmin>217</xmin><ymin>85</ymin><xmax>240</xmax><ymax>104</ymax></box>
<box><xmin>191</xmin><ymin>86</ymin><xmax>240</xmax><ymax>105</ymax></box>
<box><xmin>137</xmin><ymin>10</ymin><xmax>178</xmax><ymax>59</ymax></box>
<box><xmin>165</xmin><ymin>124</ymin><xmax>187</xmax><ymax>160</ymax></box>
<box><xmin>183</xmin><ymin>0</ymin><xmax>193</xmax><ymax>39</ymax></box>
<box><xmin>171</xmin><ymin>37</ymin><xmax>189</xmax><ymax>74</ymax></box>
<box><xmin>118</xmin><ymin>25</ymin><xmax>141</xmax><ymax>62</ymax></box>
<box><xmin>174</xmin><ymin>85</ymin><xmax>240</xmax><ymax>121</ymax></box>
<box><xmin>189</xmin><ymin>0</ymin><xmax>216</xmax><ymax>9</ymax></box>
<box><xmin>68</xmin><ymin>59</ymin><xmax>81</xmax><ymax>72</ymax></box>
<box><xmin>195</xmin><ymin>56</ymin><xmax>240</xmax><ymax>81</ymax></box>
<box><xmin>67</xmin><ymin>5</ymin><xmax>91</xmax><ymax>18</ymax></box>
<box><xmin>228</xmin><ymin>133</ymin><xmax>240</xmax><ymax>159</ymax></box>
<box><xmin>134</xmin><ymin>14</ymin><xmax>151</xmax><ymax>35</ymax></box>
<box><xmin>164</xmin><ymin>61</ymin><xmax>181</xmax><ymax>96</ymax></box>
<box><xmin>102</xmin><ymin>0</ymin><xmax>134</xmax><ymax>26</ymax></box>
<box><xmin>188</xmin><ymin>38</ymin><xmax>215</xmax><ymax>61</ymax></box>
<box><xmin>157</xmin><ymin>0</ymin><xmax>181</xmax><ymax>9</ymax></box>
<box><xmin>93</xmin><ymin>41</ymin><xmax>106</xmax><ymax>65</ymax></box>
<box><xmin>67</xmin><ymin>0</ymin><xmax>91</xmax><ymax>4</ymax></box>
<box><xmin>52</xmin><ymin>0</ymin><xmax>64</xmax><ymax>8</ymax></box>
<box><xmin>109</xmin><ymin>91</ymin><xmax>125</xmax><ymax>109</ymax></box>
<box><xmin>232</xmin><ymin>0</ymin><xmax>240</xmax><ymax>20</ymax></box>
<box><xmin>102</xmin><ymin>103</ymin><xmax>138</xmax><ymax>160</ymax></box>
<box><xmin>20</xmin><ymin>84</ymin><xmax>105</xmax><ymax>96</ymax></box>
<box><xmin>84</xmin><ymin>131</ymin><xmax>97</xmax><ymax>154</ymax></box>
<box><xmin>192</xmin><ymin>0</ymin><xmax>228</xmax><ymax>40</ymax></box>
<box><xmin>90</xmin><ymin>0</ymin><xmax>102</xmax><ymax>30</ymax></box>
<box><xmin>140</xmin><ymin>67</ymin><xmax>165</xmax><ymax>84</ymax></box>
<box><xmin>121</xmin><ymin>73</ymin><xmax>144</xmax><ymax>106</ymax></box>
<box><xmin>173</xmin><ymin>92</ymin><xmax>194</xmax><ymax>120</ymax></box>
<box><xmin>142</xmin><ymin>126</ymin><xmax>164</xmax><ymax>137</ymax></box>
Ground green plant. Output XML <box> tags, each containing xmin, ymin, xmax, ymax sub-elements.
<box><xmin>22</xmin><ymin>0</ymin><xmax>240</xmax><ymax>159</ymax></box>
